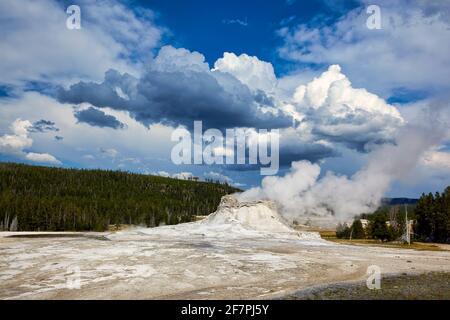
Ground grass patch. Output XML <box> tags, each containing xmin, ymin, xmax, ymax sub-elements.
<box><xmin>284</xmin><ymin>272</ymin><xmax>450</xmax><ymax>300</ymax></box>
<box><xmin>317</xmin><ymin>230</ymin><xmax>446</xmax><ymax>251</ymax></box>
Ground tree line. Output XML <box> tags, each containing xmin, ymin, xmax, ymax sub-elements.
<box><xmin>336</xmin><ymin>186</ymin><xmax>450</xmax><ymax>244</ymax></box>
<box><xmin>0</xmin><ymin>162</ymin><xmax>239</xmax><ymax>232</ymax></box>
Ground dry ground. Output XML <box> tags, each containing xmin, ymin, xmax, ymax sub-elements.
<box><xmin>1</xmin><ymin>227</ymin><xmax>449</xmax><ymax>300</ymax></box>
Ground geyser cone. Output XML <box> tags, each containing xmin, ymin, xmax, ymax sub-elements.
<box><xmin>204</xmin><ymin>195</ymin><xmax>293</xmax><ymax>233</ymax></box>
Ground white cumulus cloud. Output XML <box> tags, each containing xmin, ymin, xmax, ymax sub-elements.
<box><xmin>213</xmin><ymin>52</ymin><xmax>277</xmax><ymax>92</ymax></box>
<box><xmin>291</xmin><ymin>64</ymin><xmax>404</xmax><ymax>151</ymax></box>
<box><xmin>0</xmin><ymin>119</ymin><xmax>61</xmax><ymax>164</ymax></box>
<box><xmin>0</xmin><ymin>0</ymin><xmax>164</xmax><ymax>86</ymax></box>
<box><xmin>277</xmin><ymin>0</ymin><xmax>450</xmax><ymax>96</ymax></box>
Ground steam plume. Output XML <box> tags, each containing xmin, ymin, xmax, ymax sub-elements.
<box><xmin>239</xmin><ymin>104</ymin><xmax>449</xmax><ymax>223</ymax></box>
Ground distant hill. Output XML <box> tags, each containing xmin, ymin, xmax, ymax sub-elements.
<box><xmin>382</xmin><ymin>198</ymin><xmax>419</xmax><ymax>205</ymax></box>
<box><xmin>0</xmin><ymin>162</ymin><xmax>240</xmax><ymax>232</ymax></box>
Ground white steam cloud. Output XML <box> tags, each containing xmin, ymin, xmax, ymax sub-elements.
<box><xmin>239</xmin><ymin>105</ymin><xmax>448</xmax><ymax>223</ymax></box>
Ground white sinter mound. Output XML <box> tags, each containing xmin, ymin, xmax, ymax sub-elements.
<box><xmin>203</xmin><ymin>195</ymin><xmax>293</xmax><ymax>233</ymax></box>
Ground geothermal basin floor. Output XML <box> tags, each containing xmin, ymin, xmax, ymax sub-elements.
<box><xmin>0</xmin><ymin>225</ymin><xmax>449</xmax><ymax>299</ymax></box>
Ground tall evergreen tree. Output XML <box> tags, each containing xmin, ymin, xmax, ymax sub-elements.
<box><xmin>415</xmin><ymin>188</ymin><xmax>450</xmax><ymax>243</ymax></box>
<box><xmin>369</xmin><ymin>214</ymin><xmax>392</xmax><ymax>242</ymax></box>
<box><xmin>350</xmin><ymin>219</ymin><xmax>366</xmax><ymax>239</ymax></box>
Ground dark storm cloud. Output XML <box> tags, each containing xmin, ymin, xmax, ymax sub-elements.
<box><xmin>57</xmin><ymin>46</ymin><xmax>292</xmax><ymax>131</ymax></box>
<box><xmin>308</xmin><ymin>107</ymin><xmax>400</xmax><ymax>153</ymax></box>
<box><xmin>278</xmin><ymin>141</ymin><xmax>339</xmax><ymax>165</ymax></box>
<box><xmin>225</xmin><ymin>137</ymin><xmax>339</xmax><ymax>172</ymax></box>
<box><xmin>74</xmin><ymin>107</ymin><xmax>125</xmax><ymax>129</ymax></box>
<box><xmin>29</xmin><ymin>119</ymin><xmax>59</xmax><ymax>133</ymax></box>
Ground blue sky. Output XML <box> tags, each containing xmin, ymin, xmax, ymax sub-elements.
<box><xmin>130</xmin><ymin>0</ymin><xmax>357</xmax><ymax>69</ymax></box>
<box><xmin>0</xmin><ymin>0</ymin><xmax>449</xmax><ymax>199</ymax></box>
